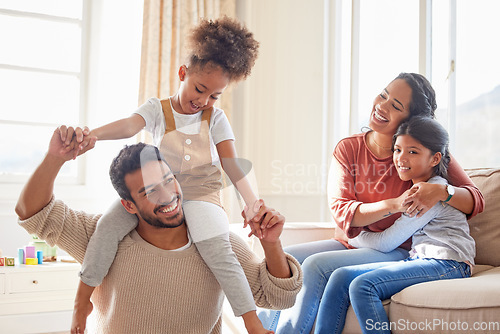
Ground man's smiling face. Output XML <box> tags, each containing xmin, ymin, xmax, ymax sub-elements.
<box><xmin>124</xmin><ymin>160</ymin><xmax>185</xmax><ymax>229</ymax></box>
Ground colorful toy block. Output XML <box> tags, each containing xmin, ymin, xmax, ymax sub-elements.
<box><xmin>5</xmin><ymin>257</ymin><xmax>15</xmax><ymax>266</ymax></box>
<box><xmin>18</xmin><ymin>248</ymin><xmax>25</xmax><ymax>264</ymax></box>
<box><xmin>25</xmin><ymin>246</ymin><xmax>36</xmax><ymax>259</ymax></box>
<box><xmin>37</xmin><ymin>250</ymin><xmax>43</xmax><ymax>264</ymax></box>
<box><xmin>0</xmin><ymin>257</ymin><xmax>4</xmax><ymax>266</ymax></box>
<box><xmin>25</xmin><ymin>258</ymin><xmax>37</xmax><ymax>265</ymax></box>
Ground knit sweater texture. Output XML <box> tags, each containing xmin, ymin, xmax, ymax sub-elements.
<box><xmin>18</xmin><ymin>198</ymin><xmax>302</xmax><ymax>334</ymax></box>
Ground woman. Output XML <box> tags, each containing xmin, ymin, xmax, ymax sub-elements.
<box><xmin>266</xmin><ymin>73</ymin><xmax>484</xmax><ymax>333</ymax></box>
<box><xmin>316</xmin><ymin>116</ymin><xmax>475</xmax><ymax>333</ymax></box>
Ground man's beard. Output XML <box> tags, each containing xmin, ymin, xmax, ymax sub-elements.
<box><xmin>139</xmin><ymin>202</ymin><xmax>185</xmax><ymax>229</ymax></box>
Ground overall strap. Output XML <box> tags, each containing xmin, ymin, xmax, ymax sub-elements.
<box><xmin>160</xmin><ymin>98</ymin><xmax>176</xmax><ymax>134</ymax></box>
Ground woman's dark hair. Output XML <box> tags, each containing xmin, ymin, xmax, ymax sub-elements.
<box><xmin>186</xmin><ymin>16</ymin><xmax>259</xmax><ymax>82</ymax></box>
<box><xmin>394</xmin><ymin>72</ymin><xmax>437</xmax><ymax>119</ymax></box>
<box><xmin>393</xmin><ymin>116</ymin><xmax>450</xmax><ymax>180</ymax></box>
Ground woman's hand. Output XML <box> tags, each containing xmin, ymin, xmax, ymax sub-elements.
<box><xmin>391</xmin><ymin>189</ymin><xmax>413</xmax><ymax>214</ymax></box>
<box><xmin>403</xmin><ymin>182</ymin><xmax>445</xmax><ymax>217</ymax></box>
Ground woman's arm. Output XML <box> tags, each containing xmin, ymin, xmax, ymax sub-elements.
<box><xmin>328</xmin><ymin>156</ymin><xmax>408</xmax><ymax>229</ymax></box>
<box><xmin>403</xmin><ymin>155</ymin><xmax>484</xmax><ymax>218</ymax></box>
<box><xmin>350</xmin><ymin>191</ymin><xmax>409</xmax><ymax>227</ymax></box>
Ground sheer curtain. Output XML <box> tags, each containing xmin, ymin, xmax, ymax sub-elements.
<box><xmin>137</xmin><ymin>0</ymin><xmax>243</xmax><ymax>223</ymax></box>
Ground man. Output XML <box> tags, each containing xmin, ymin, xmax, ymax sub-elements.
<box><xmin>15</xmin><ymin>128</ymin><xmax>302</xmax><ymax>334</ymax></box>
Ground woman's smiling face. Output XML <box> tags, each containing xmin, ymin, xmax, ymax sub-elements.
<box><xmin>369</xmin><ymin>79</ymin><xmax>412</xmax><ymax>136</ymax></box>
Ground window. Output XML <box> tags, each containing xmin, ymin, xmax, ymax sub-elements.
<box><xmin>350</xmin><ymin>0</ymin><xmax>499</xmax><ymax>168</ymax></box>
<box><xmin>355</xmin><ymin>0</ymin><xmax>420</xmax><ymax>131</ymax></box>
<box><xmin>432</xmin><ymin>0</ymin><xmax>500</xmax><ymax>168</ymax></box>
<box><xmin>0</xmin><ymin>0</ymin><xmax>86</xmax><ymax>183</ymax></box>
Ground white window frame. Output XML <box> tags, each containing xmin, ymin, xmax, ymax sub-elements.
<box><xmin>326</xmin><ymin>0</ymin><xmax>466</xmax><ymax>161</ymax></box>
<box><xmin>0</xmin><ymin>1</ymin><xmax>90</xmax><ymax>185</ymax></box>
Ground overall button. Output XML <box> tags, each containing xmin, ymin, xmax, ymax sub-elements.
<box><xmin>185</xmin><ymin>139</ymin><xmax>192</xmax><ymax>145</ymax></box>
<box><xmin>184</xmin><ymin>155</ymin><xmax>191</xmax><ymax>161</ymax></box>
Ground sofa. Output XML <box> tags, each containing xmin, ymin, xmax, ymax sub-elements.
<box><xmin>241</xmin><ymin>168</ymin><xmax>500</xmax><ymax>333</ymax></box>
<box><xmin>338</xmin><ymin>167</ymin><xmax>500</xmax><ymax>334</ymax></box>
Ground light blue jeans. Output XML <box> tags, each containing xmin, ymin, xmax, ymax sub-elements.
<box><xmin>314</xmin><ymin>257</ymin><xmax>471</xmax><ymax>334</ymax></box>
<box><xmin>258</xmin><ymin>239</ymin><xmax>409</xmax><ymax>333</ymax></box>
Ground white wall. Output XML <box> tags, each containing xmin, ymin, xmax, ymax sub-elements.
<box><xmin>1</xmin><ymin>0</ymin><xmax>343</xmax><ymax>257</ymax></box>
<box><xmin>233</xmin><ymin>0</ymin><xmax>336</xmax><ymax>223</ymax></box>
<box><xmin>0</xmin><ymin>0</ymin><xmax>144</xmax><ymax>257</ymax></box>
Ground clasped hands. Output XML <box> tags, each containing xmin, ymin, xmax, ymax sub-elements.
<box><xmin>396</xmin><ymin>182</ymin><xmax>445</xmax><ymax>218</ymax></box>
<box><xmin>55</xmin><ymin>125</ymin><xmax>95</xmax><ymax>159</ymax></box>
<box><xmin>52</xmin><ymin>125</ymin><xmax>284</xmax><ymax>241</ymax></box>
<box><xmin>242</xmin><ymin>199</ymin><xmax>285</xmax><ymax>242</ymax></box>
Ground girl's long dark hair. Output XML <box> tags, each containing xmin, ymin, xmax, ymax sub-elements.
<box><xmin>393</xmin><ymin>116</ymin><xmax>451</xmax><ymax>180</ymax></box>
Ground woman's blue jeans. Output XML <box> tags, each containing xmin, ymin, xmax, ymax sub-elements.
<box><xmin>314</xmin><ymin>257</ymin><xmax>471</xmax><ymax>334</ymax></box>
<box><xmin>258</xmin><ymin>239</ymin><xmax>409</xmax><ymax>334</ymax></box>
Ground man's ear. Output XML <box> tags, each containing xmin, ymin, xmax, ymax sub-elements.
<box><xmin>121</xmin><ymin>199</ymin><xmax>137</xmax><ymax>214</ymax></box>
<box><xmin>431</xmin><ymin>152</ymin><xmax>442</xmax><ymax>167</ymax></box>
<box><xmin>178</xmin><ymin>65</ymin><xmax>187</xmax><ymax>81</ymax></box>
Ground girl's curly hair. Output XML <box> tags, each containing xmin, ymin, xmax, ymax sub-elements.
<box><xmin>186</xmin><ymin>16</ymin><xmax>259</xmax><ymax>82</ymax></box>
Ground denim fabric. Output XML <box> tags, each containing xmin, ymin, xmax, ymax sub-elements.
<box><xmin>315</xmin><ymin>257</ymin><xmax>471</xmax><ymax>334</ymax></box>
<box><xmin>259</xmin><ymin>239</ymin><xmax>346</xmax><ymax>332</ymax></box>
<box><xmin>258</xmin><ymin>239</ymin><xmax>409</xmax><ymax>334</ymax></box>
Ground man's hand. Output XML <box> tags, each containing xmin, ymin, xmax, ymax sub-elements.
<box><xmin>242</xmin><ymin>200</ymin><xmax>291</xmax><ymax>278</ymax></box>
<box><xmin>242</xmin><ymin>200</ymin><xmax>285</xmax><ymax>243</ymax></box>
<box><xmin>50</xmin><ymin>126</ymin><xmax>96</xmax><ymax>161</ymax></box>
<box><xmin>16</xmin><ymin>127</ymin><xmax>96</xmax><ymax>220</ymax></box>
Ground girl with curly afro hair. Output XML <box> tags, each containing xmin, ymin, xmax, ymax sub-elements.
<box><xmin>70</xmin><ymin>16</ymin><xmax>276</xmax><ymax>334</ymax></box>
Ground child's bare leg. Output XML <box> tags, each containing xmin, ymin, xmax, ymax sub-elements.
<box><xmin>242</xmin><ymin>310</ymin><xmax>274</xmax><ymax>334</ymax></box>
<box><xmin>71</xmin><ymin>280</ymin><xmax>95</xmax><ymax>334</ymax></box>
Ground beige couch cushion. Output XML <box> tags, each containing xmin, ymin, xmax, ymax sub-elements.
<box><xmin>466</xmin><ymin>168</ymin><xmax>500</xmax><ymax>266</ymax></box>
<box><xmin>388</xmin><ymin>266</ymin><xmax>500</xmax><ymax>334</ymax></box>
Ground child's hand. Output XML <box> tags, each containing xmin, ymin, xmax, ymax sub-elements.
<box><xmin>58</xmin><ymin>125</ymin><xmax>96</xmax><ymax>160</ymax></box>
<box><xmin>71</xmin><ymin>298</ymin><xmax>93</xmax><ymax>334</ymax></box>
<box><xmin>243</xmin><ymin>199</ymin><xmax>263</xmax><ymax>226</ymax></box>
<box><xmin>49</xmin><ymin>127</ymin><xmax>96</xmax><ymax>162</ymax></box>
<box><xmin>243</xmin><ymin>200</ymin><xmax>264</xmax><ymax>238</ymax></box>
<box><xmin>250</xmin><ymin>201</ymin><xmax>285</xmax><ymax>243</ymax></box>
<box><xmin>58</xmin><ymin>125</ymin><xmax>90</xmax><ymax>147</ymax></box>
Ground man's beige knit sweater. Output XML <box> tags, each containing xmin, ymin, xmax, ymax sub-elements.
<box><xmin>18</xmin><ymin>198</ymin><xmax>302</xmax><ymax>334</ymax></box>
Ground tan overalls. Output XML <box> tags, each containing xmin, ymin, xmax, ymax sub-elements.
<box><xmin>158</xmin><ymin>99</ymin><xmax>255</xmax><ymax>316</ymax></box>
<box><xmin>160</xmin><ymin>99</ymin><xmax>222</xmax><ymax>206</ymax></box>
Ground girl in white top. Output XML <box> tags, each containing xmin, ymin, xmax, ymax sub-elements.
<box><xmin>68</xmin><ymin>17</ymin><xmax>273</xmax><ymax>334</ymax></box>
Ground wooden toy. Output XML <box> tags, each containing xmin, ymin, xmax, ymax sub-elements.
<box><xmin>25</xmin><ymin>258</ymin><xmax>37</xmax><ymax>265</ymax></box>
<box><xmin>0</xmin><ymin>257</ymin><xmax>4</xmax><ymax>266</ymax></box>
<box><xmin>5</xmin><ymin>257</ymin><xmax>15</xmax><ymax>266</ymax></box>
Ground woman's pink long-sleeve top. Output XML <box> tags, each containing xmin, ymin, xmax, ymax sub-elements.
<box><xmin>328</xmin><ymin>132</ymin><xmax>485</xmax><ymax>250</ymax></box>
